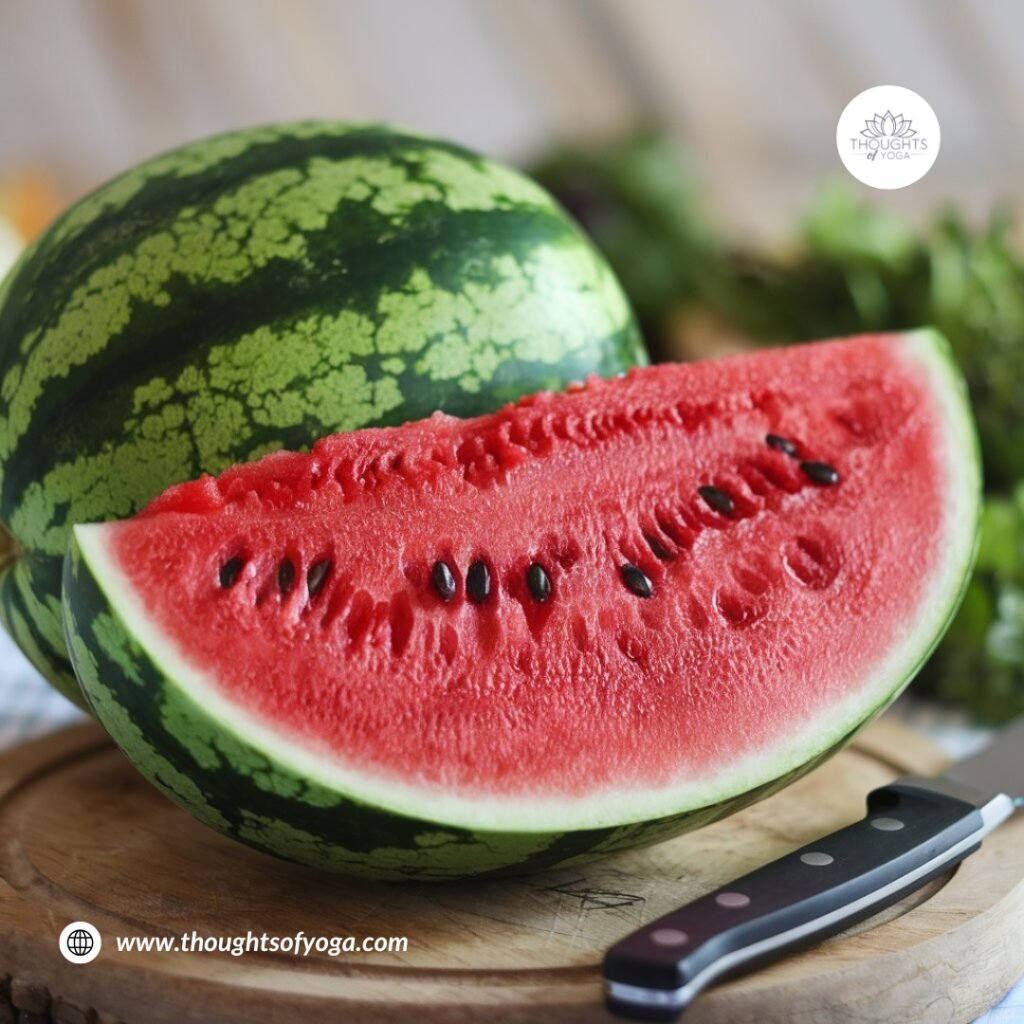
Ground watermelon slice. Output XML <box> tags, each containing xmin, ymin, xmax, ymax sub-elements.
<box><xmin>63</xmin><ymin>330</ymin><xmax>979</xmax><ymax>879</ymax></box>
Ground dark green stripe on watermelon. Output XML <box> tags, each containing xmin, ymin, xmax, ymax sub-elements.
<box><xmin>0</xmin><ymin>122</ymin><xmax>644</xmax><ymax>703</ymax></box>
<box><xmin>63</xmin><ymin>533</ymin><xmax>847</xmax><ymax>880</ymax></box>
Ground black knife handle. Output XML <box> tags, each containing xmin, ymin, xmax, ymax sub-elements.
<box><xmin>604</xmin><ymin>780</ymin><xmax>1013</xmax><ymax>1021</ymax></box>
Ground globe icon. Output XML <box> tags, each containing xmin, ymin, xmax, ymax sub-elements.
<box><xmin>67</xmin><ymin>929</ymin><xmax>94</xmax><ymax>957</ymax></box>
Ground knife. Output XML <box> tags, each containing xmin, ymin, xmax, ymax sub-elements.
<box><xmin>603</xmin><ymin>717</ymin><xmax>1024</xmax><ymax>1021</ymax></box>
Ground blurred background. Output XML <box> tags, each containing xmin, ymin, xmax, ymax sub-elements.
<box><xmin>0</xmin><ymin>0</ymin><xmax>1022</xmax><ymax>735</ymax></box>
<box><xmin>4</xmin><ymin>0</ymin><xmax>1024</xmax><ymax>234</ymax></box>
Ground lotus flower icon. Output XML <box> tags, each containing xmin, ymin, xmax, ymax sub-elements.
<box><xmin>861</xmin><ymin>110</ymin><xmax>916</xmax><ymax>159</ymax></box>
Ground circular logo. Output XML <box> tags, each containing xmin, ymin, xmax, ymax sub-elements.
<box><xmin>58</xmin><ymin>921</ymin><xmax>102</xmax><ymax>964</ymax></box>
<box><xmin>836</xmin><ymin>85</ymin><xmax>940</xmax><ymax>189</ymax></box>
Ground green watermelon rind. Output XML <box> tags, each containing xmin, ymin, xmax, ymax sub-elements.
<box><xmin>61</xmin><ymin>328</ymin><xmax>980</xmax><ymax>879</ymax></box>
<box><xmin>0</xmin><ymin>120</ymin><xmax>645</xmax><ymax>707</ymax></box>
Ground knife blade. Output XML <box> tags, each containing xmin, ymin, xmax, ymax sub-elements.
<box><xmin>603</xmin><ymin>717</ymin><xmax>1024</xmax><ymax>1021</ymax></box>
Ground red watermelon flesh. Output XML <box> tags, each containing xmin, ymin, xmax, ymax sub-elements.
<box><xmin>69</xmin><ymin>330</ymin><xmax>978</xmax><ymax>833</ymax></box>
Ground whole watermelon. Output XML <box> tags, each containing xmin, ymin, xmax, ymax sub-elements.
<box><xmin>0</xmin><ymin>121</ymin><xmax>645</xmax><ymax>706</ymax></box>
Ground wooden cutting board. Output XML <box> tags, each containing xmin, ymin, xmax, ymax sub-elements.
<box><xmin>0</xmin><ymin>718</ymin><xmax>1021</xmax><ymax>1024</ymax></box>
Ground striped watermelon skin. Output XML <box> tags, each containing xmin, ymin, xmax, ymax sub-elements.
<box><xmin>64</xmin><ymin>532</ymin><xmax>833</xmax><ymax>880</ymax></box>
<box><xmin>0</xmin><ymin>122</ymin><xmax>644</xmax><ymax>704</ymax></box>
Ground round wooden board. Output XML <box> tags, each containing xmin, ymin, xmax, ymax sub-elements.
<box><xmin>0</xmin><ymin>718</ymin><xmax>1021</xmax><ymax>1024</ymax></box>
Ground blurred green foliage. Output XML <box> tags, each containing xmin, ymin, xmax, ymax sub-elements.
<box><xmin>927</xmin><ymin>486</ymin><xmax>1024</xmax><ymax>721</ymax></box>
<box><xmin>531</xmin><ymin>134</ymin><xmax>1024</xmax><ymax>721</ymax></box>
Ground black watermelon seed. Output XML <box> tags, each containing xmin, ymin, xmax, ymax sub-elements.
<box><xmin>698</xmin><ymin>485</ymin><xmax>735</xmax><ymax>517</ymax></box>
<box><xmin>277</xmin><ymin>558</ymin><xmax>295</xmax><ymax>595</ymax></box>
<box><xmin>527</xmin><ymin>562</ymin><xmax>552</xmax><ymax>603</ymax></box>
<box><xmin>621</xmin><ymin>563</ymin><xmax>653</xmax><ymax>598</ymax></box>
<box><xmin>800</xmin><ymin>460</ymin><xmax>840</xmax><ymax>486</ymax></box>
<box><xmin>219</xmin><ymin>556</ymin><xmax>244</xmax><ymax>589</ymax></box>
<box><xmin>431</xmin><ymin>560</ymin><xmax>457</xmax><ymax>602</ymax></box>
<box><xmin>466</xmin><ymin>560</ymin><xmax>491</xmax><ymax>603</ymax></box>
<box><xmin>766</xmin><ymin>433</ymin><xmax>798</xmax><ymax>457</ymax></box>
<box><xmin>644</xmin><ymin>533</ymin><xmax>672</xmax><ymax>561</ymax></box>
<box><xmin>307</xmin><ymin>558</ymin><xmax>332</xmax><ymax>597</ymax></box>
